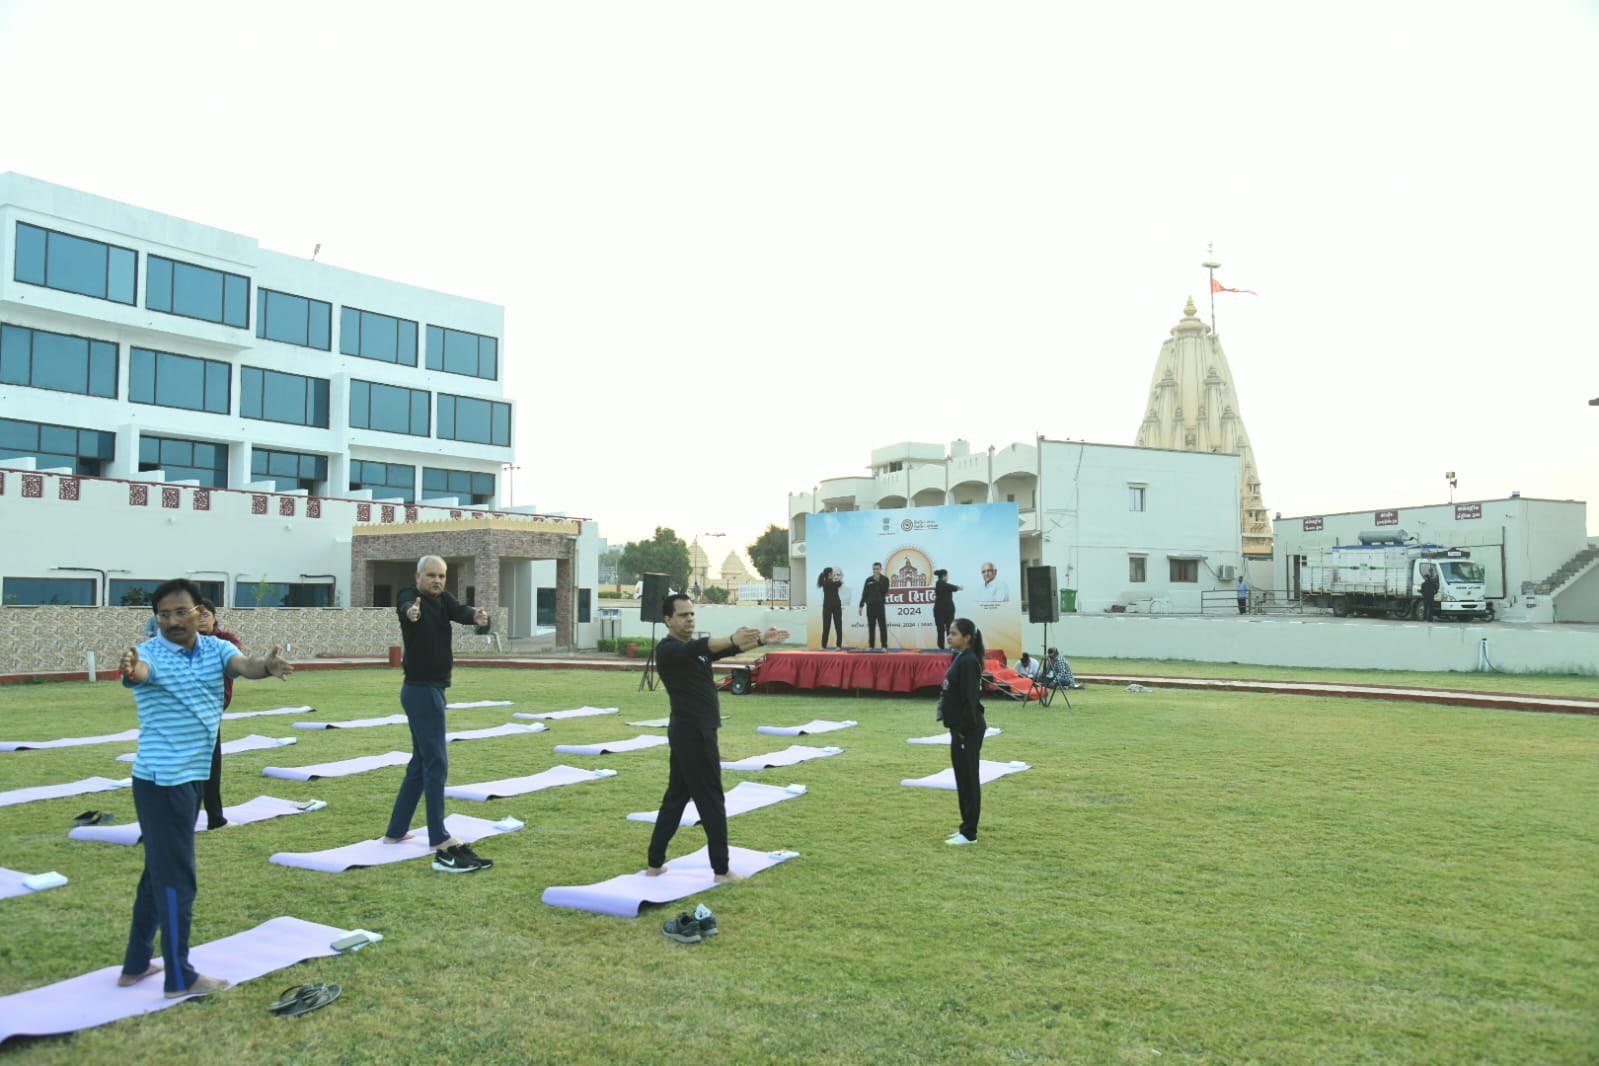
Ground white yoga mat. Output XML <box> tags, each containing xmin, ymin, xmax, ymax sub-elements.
<box><xmin>756</xmin><ymin>719</ymin><xmax>858</xmax><ymax>737</ymax></box>
<box><xmin>900</xmin><ymin>760</ymin><xmax>1033</xmax><ymax>789</ymax></box>
<box><xmin>0</xmin><ymin>867</ymin><xmax>69</xmax><ymax>899</ymax></box>
<box><xmin>0</xmin><ymin>916</ymin><xmax>345</xmax><ymax>1044</ymax></box>
<box><xmin>553</xmin><ymin>734</ymin><xmax>668</xmax><ymax>756</ymax></box>
<box><xmin>68</xmin><ymin>796</ymin><xmax>318</xmax><ymax>845</ymax></box>
<box><xmin>221</xmin><ymin>705</ymin><xmax>315</xmax><ymax>720</ymax></box>
<box><xmin>626</xmin><ymin>717</ymin><xmax>671</xmax><ymax>728</ymax></box>
<box><xmin>445</xmin><ymin>764</ymin><xmax>616</xmax><ymax>801</ymax></box>
<box><xmin>541</xmin><ymin>845</ymin><xmax>799</xmax><ymax>917</ymax></box>
<box><xmin>627</xmin><ymin>781</ymin><xmax>804</xmax><ymax>826</ymax></box>
<box><xmin>445</xmin><ymin>700</ymin><xmax>515</xmax><ymax>709</ymax></box>
<box><xmin>906</xmin><ymin>727</ymin><xmax>1003</xmax><ymax>745</ymax></box>
<box><xmin>269</xmin><ymin>813</ymin><xmax>515</xmax><ymax>873</ymax></box>
<box><xmin>262</xmin><ymin>751</ymin><xmax>413</xmax><ymax>781</ymax></box>
<box><xmin>444</xmin><ymin>722</ymin><xmax>546</xmax><ymax>742</ymax></box>
<box><xmin>721</xmin><ymin>745</ymin><xmax>844</xmax><ymax>771</ymax></box>
<box><xmin>293</xmin><ymin>713</ymin><xmax>409</xmax><ymax>730</ymax></box>
<box><xmin>1</xmin><ymin>728</ymin><xmax>140</xmax><ymax>752</ymax></box>
<box><xmin>0</xmin><ymin>776</ymin><xmax>130</xmax><ymax>809</ymax></box>
<box><xmin>116</xmin><ymin>733</ymin><xmax>296</xmax><ymax>763</ymax></box>
<box><xmin>513</xmin><ymin>706</ymin><xmax>619</xmax><ymax>721</ymax></box>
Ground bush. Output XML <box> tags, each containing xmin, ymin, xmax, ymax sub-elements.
<box><xmin>703</xmin><ymin>586</ymin><xmax>730</xmax><ymax>604</ymax></box>
<box><xmin>596</xmin><ymin>637</ymin><xmax>658</xmax><ymax>654</ymax></box>
<box><xmin>597</xmin><ymin>590</ymin><xmax>628</xmax><ymax>599</ymax></box>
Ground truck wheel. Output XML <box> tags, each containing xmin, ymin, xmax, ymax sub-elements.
<box><xmin>1412</xmin><ymin>600</ymin><xmax>1427</xmax><ymax>621</ymax></box>
<box><xmin>1331</xmin><ymin>598</ymin><xmax>1348</xmax><ymax>618</ymax></box>
<box><xmin>1483</xmin><ymin>604</ymin><xmax>1496</xmax><ymax>622</ymax></box>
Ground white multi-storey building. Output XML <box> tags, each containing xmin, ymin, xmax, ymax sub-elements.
<box><xmin>788</xmin><ymin>437</ymin><xmax>1244</xmax><ymax>618</ymax></box>
<box><xmin>0</xmin><ymin>173</ymin><xmax>596</xmax><ymax>642</ymax></box>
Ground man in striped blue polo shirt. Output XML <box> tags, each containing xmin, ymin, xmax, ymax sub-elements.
<box><xmin>116</xmin><ymin>577</ymin><xmax>293</xmax><ymax>999</ymax></box>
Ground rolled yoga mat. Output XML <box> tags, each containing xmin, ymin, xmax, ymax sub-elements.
<box><xmin>553</xmin><ymin>734</ymin><xmax>668</xmax><ymax>756</ymax></box>
<box><xmin>540</xmin><ymin>845</ymin><xmax>798</xmax><ymax>918</ymax></box>
<box><xmin>720</xmin><ymin>744</ymin><xmax>844</xmax><ymax>771</ymax></box>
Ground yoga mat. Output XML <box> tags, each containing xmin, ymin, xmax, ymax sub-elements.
<box><xmin>721</xmin><ymin>745</ymin><xmax>844</xmax><ymax>771</ymax></box>
<box><xmin>627</xmin><ymin>717</ymin><xmax>671</xmax><ymax>728</ymax></box>
<box><xmin>269</xmin><ymin>813</ymin><xmax>514</xmax><ymax>873</ymax></box>
<box><xmin>627</xmin><ymin>781</ymin><xmax>804</xmax><ymax>826</ymax></box>
<box><xmin>553</xmin><ymin>734</ymin><xmax>668</xmax><ymax>756</ymax></box>
<box><xmin>906</xmin><ymin>727</ymin><xmax>1003</xmax><ymax>745</ymax></box>
<box><xmin>68</xmin><ymin>796</ymin><xmax>317</xmax><ymax>845</ymax></box>
<box><xmin>116</xmin><ymin>733</ymin><xmax>296</xmax><ymax>762</ymax></box>
<box><xmin>445</xmin><ymin>764</ymin><xmax>616</xmax><ymax>801</ymax></box>
<box><xmin>541</xmin><ymin>845</ymin><xmax>799</xmax><ymax>917</ymax></box>
<box><xmin>445</xmin><ymin>700</ymin><xmax>514</xmax><ymax>709</ymax></box>
<box><xmin>263</xmin><ymin>751</ymin><xmax>413</xmax><ymax>781</ymax></box>
<box><xmin>0</xmin><ymin>867</ymin><xmax>68</xmax><ymax>899</ymax></box>
<box><xmin>221</xmin><ymin>705</ymin><xmax>315</xmax><ymax>720</ymax></box>
<box><xmin>513</xmin><ymin>705</ymin><xmax>618</xmax><ymax>721</ymax></box>
<box><xmin>0</xmin><ymin>776</ymin><xmax>129</xmax><ymax>809</ymax></box>
<box><xmin>0</xmin><ymin>915</ymin><xmax>345</xmax><ymax>1044</ymax></box>
<box><xmin>756</xmin><ymin>719</ymin><xmax>858</xmax><ymax>737</ymax></box>
<box><xmin>1</xmin><ymin>728</ymin><xmax>140</xmax><ymax>752</ymax></box>
<box><xmin>293</xmin><ymin>713</ymin><xmax>409</xmax><ymax>730</ymax></box>
<box><xmin>444</xmin><ymin>722</ymin><xmax>546</xmax><ymax>742</ymax></box>
<box><xmin>900</xmin><ymin>760</ymin><xmax>1033</xmax><ymax>789</ymax></box>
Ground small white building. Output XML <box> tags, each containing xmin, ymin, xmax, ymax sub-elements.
<box><xmin>1273</xmin><ymin>497</ymin><xmax>1598</xmax><ymax>623</ymax></box>
<box><xmin>788</xmin><ymin>437</ymin><xmax>1244</xmax><ymax>618</ymax></box>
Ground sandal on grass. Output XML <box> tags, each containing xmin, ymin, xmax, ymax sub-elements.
<box><xmin>267</xmin><ymin>982</ymin><xmax>341</xmax><ymax>1017</ymax></box>
<box><xmin>72</xmin><ymin>810</ymin><xmax>114</xmax><ymax>827</ymax></box>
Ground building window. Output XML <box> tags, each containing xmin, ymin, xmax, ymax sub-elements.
<box><xmin>1129</xmin><ymin>555</ymin><xmax>1147</xmax><ymax>583</ymax></box>
<box><xmin>578</xmin><ymin>587</ymin><xmax>591</xmax><ymax>624</ymax></box>
<box><xmin>256</xmin><ymin>289</ymin><xmax>331</xmax><ymax>350</ymax></box>
<box><xmin>437</xmin><ymin>393</ymin><xmax>511</xmax><ymax>447</ymax></box>
<box><xmin>234</xmin><ymin>581</ymin><xmax>333</xmax><ymax>607</ymax></box>
<box><xmin>350</xmin><ymin>380</ymin><xmax>430</xmax><ymax>437</ymax></box>
<box><xmin>110</xmin><ymin>578</ymin><xmax>220</xmax><ymax>607</ymax></box>
<box><xmin>241</xmin><ymin>366</ymin><xmax>330</xmax><ymax>427</ymax></box>
<box><xmin>0</xmin><ymin>323</ymin><xmax>118</xmax><ymax>399</ymax></box>
<box><xmin>1169</xmin><ymin>559</ymin><xmax>1198</xmax><ymax>583</ymax></box>
<box><xmin>13</xmin><ymin>222</ymin><xmax>136</xmax><ymax>305</ymax></box>
<box><xmin>425</xmin><ymin>324</ymin><xmax>498</xmax><ymax>380</ymax></box>
<box><xmin>0</xmin><ymin>417</ymin><xmax>115</xmax><ymax>476</ymax></box>
<box><xmin>349</xmin><ymin>459</ymin><xmax>415</xmax><ymax>502</ymax></box>
<box><xmin>340</xmin><ymin>307</ymin><xmax>418</xmax><ymax>366</ymax></box>
<box><xmin>422</xmin><ymin>466</ymin><xmax>495</xmax><ymax>505</ymax></box>
<box><xmin>138</xmin><ymin>435</ymin><xmax>229</xmax><ymax>488</ymax></box>
<box><xmin>1128</xmin><ymin>485</ymin><xmax>1146</xmax><ymax>512</ymax></box>
<box><xmin>252</xmin><ymin>448</ymin><xmax>328</xmax><ymax>493</ymax></box>
<box><xmin>146</xmin><ymin>255</ymin><xmax>249</xmax><ymax>328</ymax></box>
<box><xmin>536</xmin><ymin>587</ymin><xmax>556</xmax><ymax>626</ymax></box>
<box><xmin>1</xmin><ymin>576</ymin><xmax>96</xmax><ymax>605</ymax></box>
<box><xmin>129</xmin><ymin>347</ymin><xmax>231</xmax><ymax>414</ymax></box>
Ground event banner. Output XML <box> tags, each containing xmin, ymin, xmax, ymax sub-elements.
<box><xmin>805</xmin><ymin>503</ymin><xmax>1022</xmax><ymax>655</ymax></box>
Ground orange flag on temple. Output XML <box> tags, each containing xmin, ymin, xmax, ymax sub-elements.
<box><xmin>1211</xmin><ymin>278</ymin><xmax>1257</xmax><ymax>295</ymax></box>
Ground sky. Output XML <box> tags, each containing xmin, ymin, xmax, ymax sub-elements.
<box><xmin>3</xmin><ymin>0</ymin><xmax>1596</xmax><ymax>548</ymax></box>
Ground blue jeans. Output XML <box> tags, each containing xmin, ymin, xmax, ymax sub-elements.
<box><xmin>385</xmin><ymin>683</ymin><xmax>450</xmax><ymax>847</ymax></box>
<box><xmin>123</xmin><ymin>777</ymin><xmax>203</xmax><ymax>994</ymax></box>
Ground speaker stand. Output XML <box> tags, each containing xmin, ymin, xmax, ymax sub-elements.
<box><xmin>637</xmin><ymin>621</ymin><xmax>660</xmax><ymax>692</ymax></box>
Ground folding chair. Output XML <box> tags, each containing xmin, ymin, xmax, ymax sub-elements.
<box><xmin>981</xmin><ymin>672</ymin><xmax>1030</xmax><ymax>703</ymax></box>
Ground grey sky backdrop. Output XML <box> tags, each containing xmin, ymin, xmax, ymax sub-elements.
<box><xmin>3</xmin><ymin>0</ymin><xmax>1596</xmax><ymax>546</ymax></box>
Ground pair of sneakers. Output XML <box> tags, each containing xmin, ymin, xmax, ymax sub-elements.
<box><xmin>432</xmin><ymin>843</ymin><xmax>493</xmax><ymax>873</ymax></box>
<box><xmin>946</xmin><ymin>832</ymin><xmax>975</xmax><ymax>846</ymax></box>
<box><xmin>662</xmin><ymin>904</ymin><xmax>718</xmax><ymax>943</ymax></box>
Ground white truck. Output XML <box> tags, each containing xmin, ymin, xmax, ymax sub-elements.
<box><xmin>1300</xmin><ymin>533</ymin><xmax>1494</xmax><ymax>621</ymax></box>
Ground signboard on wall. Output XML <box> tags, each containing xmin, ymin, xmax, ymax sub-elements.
<box><xmin>1302</xmin><ymin>516</ymin><xmax>1324</xmax><ymax>532</ymax></box>
<box><xmin>1374</xmin><ymin>509</ymin><xmax>1398</xmax><ymax>526</ymax></box>
<box><xmin>805</xmin><ymin>503</ymin><xmax>1023</xmax><ymax>654</ymax></box>
<box><xmin>1455</xmin><ymin>503</ymin><xmax>1482</xmax><ymax>520</ymax></box>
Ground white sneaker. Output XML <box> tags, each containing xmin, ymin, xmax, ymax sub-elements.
<box><xmin>945</xmin><ymin>833</ymin><xmax>975</xmax><ymax>846</ymax></box>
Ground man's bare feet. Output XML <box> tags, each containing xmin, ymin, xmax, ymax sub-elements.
<box><xmin>712</xmin><ymin>870</ymin><xmax>745</xmax><ymax>884</ymax></box>
<box><xmin>117</xmin><ymin>962</ymin><xmax>161</xmax><ymax>987</ymax></box>
<box><xmin>645</xmin><ymin>864</ymin><xmax>668</xmax><ymax>876</ymax></box>
<box><xmin>164</xmin><ymin>974</ymin><xmax>229</xmax><ymax>999</ymax></box>
<box><xmin>432</xmin><ymin>835</ymin><xmax>463</xmax><ymax>852</ymax></box>
<box><xmin>380</xmin><ymin>833</ymin><xmax>414</xmax><ymax>844</ymax></box>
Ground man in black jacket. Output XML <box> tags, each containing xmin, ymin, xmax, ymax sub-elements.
<box><xmin>381</xmin><ymin>555</ymin><xmax>492</xmax><ymax>873</ymax></box>
<box><xmin>1419</xmin><ymin>568</ymin><xmax>1440</xmax><ymax>622</ymax></box>
<box><xmin>858</xmin><ymin>562</ymin><xmax>890</xmax><ymax>648</ymax></box>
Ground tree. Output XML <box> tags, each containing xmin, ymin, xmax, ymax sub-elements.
<box><xmin>746</xmin><ymin>524</ymin><xmax>790</xmax><ymax>580</ymax></box>
<box><xmin>619</xmin><ymin>527</ymin><xmax>691</xmax><ymax>591</ymax></box>
<box><xmin>120</xmin><ymin>586</ymin><xmax>150</xmax><ymax>607</ymax></box>
<box><xmin>599</xmin><ymin>548</ymin><xmax>632</xmax><ymax>588</ymax></box>
<box><xmin>703</xmin><ymin>585</ymin><xmax>730</xmax><ymax>604</ymax></box>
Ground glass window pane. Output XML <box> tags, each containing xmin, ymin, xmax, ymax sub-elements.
<box><xmin>492</xmin><ymin>402</ymin><xmax>510</xmax><ymax>446</ymax></box>
<box><xmin>398</xmin><ymin>320</ymin><xmax>417</xmax><ymax>365</ymax></box>
<box><xmin>481</xmin><ymin>337</ymin><xmax>497</xmax><ymax>380</ymax></box>
<box><xmin>146</xmin><ymin>257</ymin><xmax>172</xmax><ymax>311</ymax></box>
<box><xmin>366</xmin><ymin>312</ymin><xmax>397</xmax><ymax>361</ymax></box>
<box><xmin>0</xmin><ymin>325</ymin><xmax>28</xmax><ymax>385</ymax></box>
<box><xmin>263</xmin><ymin>369</ymin><xmax>304</xmax><ymax>423</ymax></box>
<box><xmin>350</xmin><ymin>382</ymin><xmax>369</xmax><ymax>427</ymax></box>
<box><xmin>444</xmin><ymin>330</ymin><xmax>477</xmax><ymax>375</ymax></box>
<box><xmin>29</xmin><ymin>330</ymin><xmax>87</xmax><ymax>393</ymax></box>
<box><xmin>411</xmin><ymin>391</ymin><xmax>429</xmax><ymax>435</ymax></box>
<box><xmin>309</xmin><ymin>301</ymin><xmax>330</xmax><ymax>350</ymax></box>
<box><xmin>129</xmin><ymin>348</ymin><xmax>155</xmax><ymax>404</ymax></box>
<box><xmin>40</xmin><ymin>424</ymin><xmax>77</xmax><ymax>454</ymax></box>
<box><xmin>224</xmin><ymin>274</ymin><xmax>248</xmax><ymax>328</ymax></box>
<box><xmin>369</xmin><ymin>383</ymin><xmax>407</xmax><ymax>432</ymax></box>
<box><xmin>14</xmin><ymin>223</ymin><xmax>46</xmax><ymax>284</ymax></box>
<box><xmin>339</xmin><ymin>306</ymin><xmax>359</xmax><ymax>355</ymax></box>
<box><xmin>240</xmin><ymin>367</ymin><xmax>263</xmax><ymax>418</ymax></box>
<box><xmin>173</xmin><ymin>262</ymin><xmax>223</xmax><ymax>321</ymax></box>
<box><xmin>426</xmin><ymin>325</ymin><xmax>443</xmax><ymax>370</ymax></box>
<box><xmin>205</xmin><ymin>361</ymin><xmax>230</xmax><ymax>414</ymax></box>
<box><xmin>1</xmin><ymin>577</ymin><xmax>96</xmax><ymax>606</ymax></box>
<box><xmin>45</xmin><ymin>230</ymin><xmax>107</xmax><ymax>298</ymax></box>
<box><xmin>89</xmin><ymin>341</ymin><xmax>117</xmax><ymax>397</ymax></box>
<box><xmin>310</xmin><ymin>378</ymin><xmax>329</xmax><ymax>427</ymax></box>
<box><xmin>108</xmin><ymin>247</ymin><xmax>137</xmax><ymax>304</ymax></box>
<box><xmin>436</xmin><ymin>395</ymin><xmax>454</xmax><ymax>439</ymax></box>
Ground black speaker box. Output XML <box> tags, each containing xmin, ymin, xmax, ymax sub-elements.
<box><xmin>1026</xmin><ymin>565</ymin><xmax>1059</xmax><ymax>623</ymax></box>
<box><xmin>640</xmin><ymin>573</ymin><xmax>672</xmax><ymax>620</ymax></box>
<box><xmin>729</xmin><ymin>667</ymin><xmax>752</xmax><ymax>695</ymax></box>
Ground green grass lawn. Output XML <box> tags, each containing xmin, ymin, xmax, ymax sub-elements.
<box><xmin>2</xmin><ymin>667</ymin><xmax>1596</xmax><ymax>1064</ymax></box>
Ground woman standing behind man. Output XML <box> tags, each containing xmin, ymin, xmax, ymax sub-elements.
<box><xmin>194</xmin><ymin>599</ymin><xmax>241</xmax><ymax>830</ymax></box>
<box><xmin>939</xmin><ymin>617</ymin><xmax>987</xmax><ymax>846</ymax></box>
<box><xmin>816</xmin><ymin>566</ymin><xmax>845</xmax><ymax>649</ymax></box>
<box><xmin>932</xmin><ymin>569</ymin><xmax>961</xmax><ymax>649</ymax></box>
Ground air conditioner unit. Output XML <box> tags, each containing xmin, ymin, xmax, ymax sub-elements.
<box><xmin>1217</xmin><ymin>564</ymin><xmax>1236</xmax><ymax>581</ymax></box>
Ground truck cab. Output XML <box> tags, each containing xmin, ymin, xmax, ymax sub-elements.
<box><xmin>1414</xmin><ymin>550</ymin><xmax>1492</xmax><ymax>620</ymax></box>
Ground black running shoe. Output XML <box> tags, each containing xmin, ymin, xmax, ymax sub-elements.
<box><xmin>662</xmin><ymin>914</ymin><xmax>702</xmax><ymax>943</ymax></box>
<box><xmin>692</xmin><ymin>904</ymin><xmax>718</xmax><ymax>937</ymax></box>
<box><xmin>454</xmin><ymin>843</ymin><xmax>492</xmax><ymax>870</ymax></box>
<box><xmin>431</xmin><ymin>845</ymin><xmax>485</xmax><ymax>873</ymax></box>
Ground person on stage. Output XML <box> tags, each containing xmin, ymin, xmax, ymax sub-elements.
<box><xmin>816</xmin><ymin>566</ymin><xmax>845</xmax><ymax>649</ymax></box>
<box><xmin>858</xmin><ymin>562</ymin><xmax>890</xmax><ymax>648</ymax></box>
<box><xmin>932</xmin><ymin>568</ymin><xmax>961</xmax><ymax>649</ymax></box>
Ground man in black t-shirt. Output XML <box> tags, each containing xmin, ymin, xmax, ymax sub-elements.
<box><xmin>646</xmin><ymin>593</ymin><xmax>788</xmax><ymax>881</ymax></box>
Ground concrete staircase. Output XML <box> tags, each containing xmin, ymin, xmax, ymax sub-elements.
<box><xmin>1535</xmin><ymin>545</ymin><xmax>1599</xmax><ymax>595</ymax></box>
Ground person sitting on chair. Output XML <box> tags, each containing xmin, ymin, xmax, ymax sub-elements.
<box><xmin>1044</xmin><ymin>647</ymin><xmax>1082</xmax><ymax>690</ymax></box>
<box><xmin>1015</xmin><ymin>652</ymin><xmax>1038</xmax><ymax>680</ymax></box>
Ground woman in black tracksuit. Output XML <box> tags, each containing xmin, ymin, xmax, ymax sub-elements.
<box><xmin>932</xmin><ymin>569</ymin><xmax>961</xmax><ymax>649</ymax></box>
<box><xmin>817</xmin><ymin>567</ymin><xmax>844</xmax><ymax>649</ymax></box>
<box><xmin>939</xmin><ymin>617</ymin><xmax>987</xmax><ymax>845</ymax></box>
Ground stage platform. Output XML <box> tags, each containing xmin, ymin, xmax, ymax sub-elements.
<box><xmin>752</xmin><ymin>649</ymin><xmax>1008</xmax><ymax>695</ymax></box>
